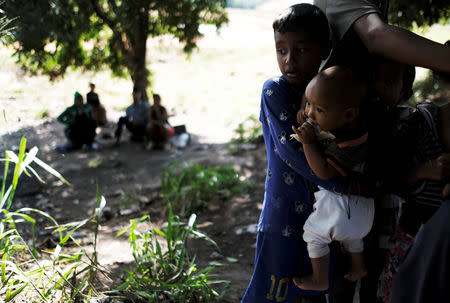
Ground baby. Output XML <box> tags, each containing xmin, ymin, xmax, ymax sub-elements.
<box><xmin>291</xmin><ymin>66</ymin><xmax>374</xmax><ymax>291</ymax></box>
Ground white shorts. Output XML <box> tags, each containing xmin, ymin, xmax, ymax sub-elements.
<box><xmin>303</xmin><ymin>189</ymin><xmax>375</xmax><ymax>258</ymax></box>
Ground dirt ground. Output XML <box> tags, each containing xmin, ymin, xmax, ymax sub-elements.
<box><xmin>0</xmin><ymin>117</ymin><xmax>267</xmax><ymax>302</ymax></box>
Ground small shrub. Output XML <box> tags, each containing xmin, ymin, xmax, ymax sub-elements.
<box><xmin>227</xmin><ymin>114</ymin><xmax>263</xmax><ymax>154</ymax></box>
<box><xmin>161</xmin><ymin>161</ymin><xmax>252</xmax><ymax>216</ymax></box>
<box><xmin>35</xmin><ymin>109</ymin><xmax>49</xmax><ymax>119</ymax></box>
<box><xmin>116</xmin><ymin>203</ymin><xmax>229</xmax><ymax>302</ymax></box>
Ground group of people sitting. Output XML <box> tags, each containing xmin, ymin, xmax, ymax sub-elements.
<box><xmin>56</xmin><ymin>84</ymin><xmax>172</xmax><ymax>151</ymax></box>
<box><xmin>114</xmin><ymin>87</ymin><xmax>173</xmax><ymax>149</ymax></box>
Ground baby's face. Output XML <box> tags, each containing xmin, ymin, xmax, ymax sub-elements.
<box><xmin>374</xmin><ymin>62</ymin><xmax>404</xmax><ymax>108</ymax></box>
<box><xmin>304</xmin><ymin>79</ymin><xmax>353</xmax><ymax>132</ymax></box>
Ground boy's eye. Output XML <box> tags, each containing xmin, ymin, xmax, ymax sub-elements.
<box><xmin>277</xmin><ymin>48</ymin><xmax>286</xmax><ymax>55</ymax></box>
<box><xmin>305</xmin><ymin>101</ymin><xmax>310</xmax><ymax>106</ymax></box>
<box><xmin>296</xmin><ymin>48</ymin><xmax>307</xmax><ymax>54</ymax></box>
<box><xmin>317</xmin><ymin>108</ymin><xmax>324</xmax><ymax>113</ymax></box>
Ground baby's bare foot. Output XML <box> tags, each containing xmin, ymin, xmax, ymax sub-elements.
<box><xmin>293</xmin><ymin>275</ymin><xmax>329</xmax><ymax>291</ymax></box>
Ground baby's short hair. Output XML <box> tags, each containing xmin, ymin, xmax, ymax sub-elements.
<box><xmin>272</xmin><ymin>4</ymin><xmax>329</xmax><ymax>47</ymax></box>
<box><xmin>316</xmin><ymin>66</ymin><xmax>367</xmax><ymax>108</ymax></box>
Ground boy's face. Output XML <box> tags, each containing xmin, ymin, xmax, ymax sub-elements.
<box><xmin>374</xmin><ymin>62</ymin><xmax>405</xmax><ymax>108</ymax></box>
<box><xmin>304</xmin><ymin>78</ymin><xmax>357</xmax><ymax>132</ymax></box>
<box><xmin>274</xmin><ymin>31</ymin><xmax>327</xmax><ymax>87</ymax></box>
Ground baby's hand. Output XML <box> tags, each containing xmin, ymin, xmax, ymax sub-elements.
<box><xmin>291</xmin><ymin>122</ymin><xmax>316</xmax><ymax>144</ymax></box>
<box><xmin>297</xmin><ymin>109</ymin><xmax>308</xmax><ymax>125</ymax></box>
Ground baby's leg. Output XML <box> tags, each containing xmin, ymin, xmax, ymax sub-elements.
<box><xmin>296</xmin><ymin>225</ymin><xmax>332</xmax><ymax>291</ymax></box>
<box><xmin>294</xmin><ymin>254</ymin><xmax>330</xmax><ymax>291</ymax></box>
<box><xmin>342</xmin><ymin>239</ymin><xmax>367</xmax><ymax>281</ymax></box>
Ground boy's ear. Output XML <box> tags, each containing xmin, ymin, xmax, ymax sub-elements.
<box><xmin>344</xmin><ymin>107</ymin><xmax>359</xmax><ymax>123</ymax></box>
<box><xmin>320</xmin><ymin>40</ymin><xmax>332</xmax><ymax>60</ymax></box>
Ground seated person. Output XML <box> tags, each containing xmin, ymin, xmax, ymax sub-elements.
<box><xmin>291</xmin><ymin>66</ymin><xmax>374</xmax><ymax>291</ymax></box>
<box><xmin>57</xmin><ymin>91</ymin><xmax>97</xmax><ymax>150</ymax></box>
<box><xmin>147</xmin><ymin>93</ymin><xmax>173</xmax><ymax>149</ymax></box>
<box><xmin>371</xmin><ymin>58</ymin><xmax>450</xmax><ymax>303</ymax></box>
<box><xmin>114</xmin><ymin>87</ymin><xmax>149</xmax><ymax>145</ymax></box>
<box><xmin>86</xmin><ymin>82</ymin><xmax>107</xmax><ymax>126</ymax></box>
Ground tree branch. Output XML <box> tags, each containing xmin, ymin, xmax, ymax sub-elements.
<box><xmin>90</xmin><ymin>0</ymin><xmax>130</xmax><ymax>60</ymax></box>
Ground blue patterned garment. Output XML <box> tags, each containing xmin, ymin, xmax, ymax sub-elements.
<box><xmin>242</xmin><ymin>76</ymin><xmax>348</xmax><ymax>302</ymax></box>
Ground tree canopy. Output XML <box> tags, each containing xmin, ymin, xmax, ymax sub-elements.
<box><xmin>389</xmin><ymin>0</ymin><xmax>450</xmax><ymax>28</ymax></box>
<box><xmin>1</xmin><ymin>0</ymin><xmax>449</xmax><ymax>95</ymax></box>
<box><xmin>1</xmin><ymin>0</ymin><xmax>228</xmax><ymax>97</ymax></box>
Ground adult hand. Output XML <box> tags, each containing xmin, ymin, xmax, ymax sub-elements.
<box><xmin>426</xmin><ymin>153</ymin><xmax>450</xmax><ymax>181</ymax></box>
<box><xmin>291</xmin><ymin>122</ymin><xmax>316</xmax><ymax>145</ymax></box>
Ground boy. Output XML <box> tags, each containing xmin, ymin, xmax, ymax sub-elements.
<box><xmin>242</xmin><ymin>4</ymin><xmax>349</xmax><ymax>302</ymax></box>
<box><xmin>114</xmin><ymin>86</ymin><xmax>150</xmax><ymax>145</ymax></box>
<box><xmin>291</xmin><ymin>66</ymin><xmax>374</xmax><ymax>291</ymax></box>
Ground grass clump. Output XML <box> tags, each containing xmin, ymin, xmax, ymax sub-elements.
<box><xmin>0</xmin><ymin>137</ymin><xmax>107</xmax><ymax>302</ymax></box>
<box><xmin>161</xmin><ymin>161</ymin><xmax>252</xmax><ymax>217</ymax></box>
<box><xmin>115</xmin><ymin>203</ymin><xmax>229</xmax><ymax>302</ymax></box>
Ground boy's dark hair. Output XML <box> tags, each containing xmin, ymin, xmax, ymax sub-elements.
<box><xmin>133</xmin><ymin>86</ymin><xmax>140</xmax><ymax>94</ymax></box>
<box><xmin>402</xmin><ymin>65</ymin><xmax>416</xmax><ymax>91</ymax></box>
<box><xmin>272</xmin><ymin>4</ymin><xmax>329</xmax><ymax>47</ymax></box>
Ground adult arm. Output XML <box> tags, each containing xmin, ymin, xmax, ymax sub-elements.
<box><xmin>404</xmin><ymin>153</ymin><xmax>450</xmax><ymax>186</ymax></box>
<box><xmin>353</xmin><ymin>13</ymin><xmax>450</xmax><ymax>73</ymax></box>
<box><xmin>260</xmin><ymin>79</ymin><xmax>348</xmax><ymax>193</ymax></box>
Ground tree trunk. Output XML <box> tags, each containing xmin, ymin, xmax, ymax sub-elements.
<box><xmin>129</xmin><ymin>8</ymin><xmax>150</xmax><ymax>102</ymax></box>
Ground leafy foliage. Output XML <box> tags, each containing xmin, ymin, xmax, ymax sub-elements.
<box><xmin>1</xmin><ymin>0</ymin><xmax>228</xmax><ymax>92</ymax></box>
<box><xmin>161</xmin><ymin>161</ymin><xmax>252</xmax><ymax>216</ymax></box>
<box><xmin>0</xmin><ymin>1</ymin><xmax>14</xmax><ymax>43</ymax></box>
<box><xmin>389</xmin><ymin>0</ymin><xmax>450</xmax><ymax>28</ymax></box>
<box><xmin>116</xmin><ymin>204</ymin><xmax>229</xmax><ymax>302</ymax></box>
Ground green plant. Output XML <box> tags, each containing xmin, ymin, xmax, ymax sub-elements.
<box><xmin>35</xmin><ymin>109</ymin><xmax>49</xmax><ymax>119</ymax></box>
<box><xmin>410</xmin><ymin>70</ymin><xmax>448</xmax><ymax>105</ymax></box>
<box><xmin>0</xmin><ymin>137</ymin><xmax>108</xmax><ymax>302</ymax></box>
<box><xmin>161</xmin><ymin>161</ymin><xmax>252</xmax><ymax>216</ymax></box>
<box><xmin>227</xmin><ymin>114</ymin><xmax>263</xmax><ymax>154</ymax></box>
<box><xmin>115</xmin><ymin>203</ymin><xmax>229</xmax><ymax>302</ymax></box>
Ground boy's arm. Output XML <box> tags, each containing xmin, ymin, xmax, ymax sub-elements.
<box><xmin>292</xmin><ymin>123</ymin><xmax>338</xmax><ymax>180</ymax></box>
<box><xmin>353</xmin><ymin>13</ymin><xmax>450</xmax><ymax>73</ymax></box>
<box><xmin>261</xmin><ymin>78</ymin><xmax>348</xmax><ymax>193</ymax></box>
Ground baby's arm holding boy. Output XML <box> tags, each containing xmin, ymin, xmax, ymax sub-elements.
<box><xmin>292</xmin><ymin>122</ymin><xmax>338</xmax><ymax>180</ymax></box>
